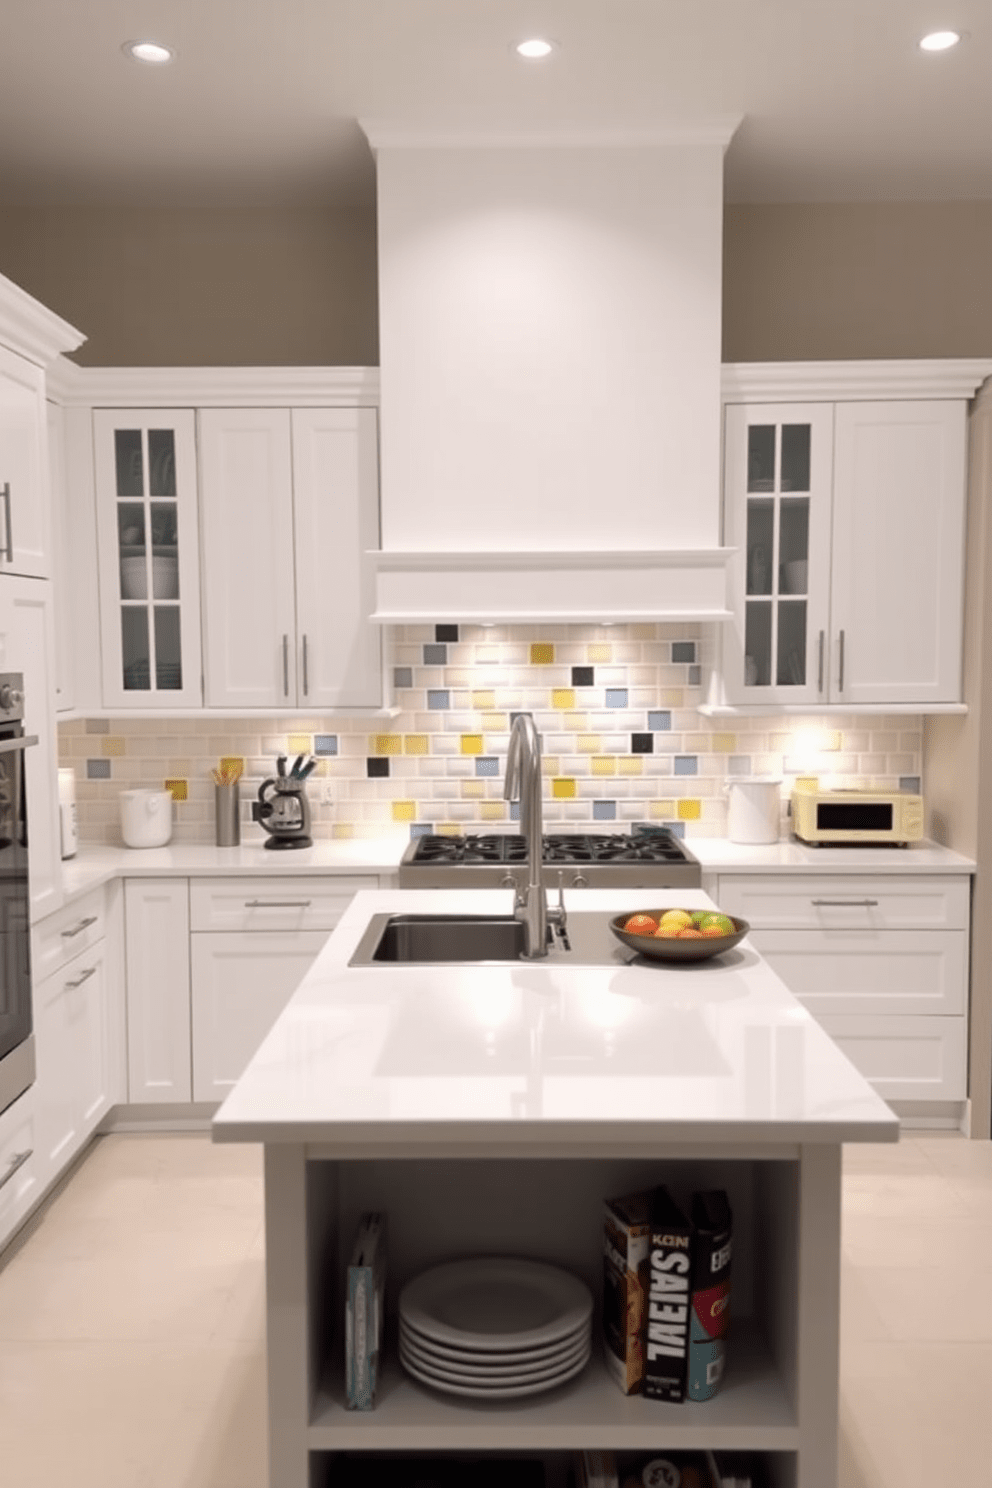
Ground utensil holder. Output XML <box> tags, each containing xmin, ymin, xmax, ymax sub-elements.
<box><xmin>215</xmin><ymin>782</ymin><xmax>240</xmax><ymax>847</ymax></box>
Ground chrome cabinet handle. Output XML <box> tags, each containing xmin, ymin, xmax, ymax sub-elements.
<box><xmin>61</xmin><ymin>915</ymin><xmax>98</xmax><ymax>939</ymax></box>
<box><xmin>838</xmin><ymin>629</ymin><xmax>845</xmax><ymax>692</ymax></box>
<box><xmin>244</xmin><ymin>899</ymin><xmax>313</xmax><ymax>909</ymax></box>
<box><xmin>0</xmin><ymin>482</ymin><xmax>12</xmax><ymax>562</ymax></box>
<box><xmin>302</xmin><ymin>634</ymin><xmax>309</xmax><ymax>697</ymax></box>
<box><xmin>64</xmin><ymin>966</ymin><xmax>97</xmax><ymax>990</ymax></box>
<box><xmin>817</xmin><ymin>630</ymin><xmax>824</xmax><ymax>694</ymax></box>
<box><xmin>282</xmin><ymin>635</ymin><xmax>289</xmax><ymax>698</ymax></box>
<box><xmin>0</xmin><ymin>1149</ymin><xmax>32</xmax><ymax>1193</ymax></box>
<box><xmin>811</xmin><ymin>898</ymin><xmax>879</xmax><ymax>907</ymax></box>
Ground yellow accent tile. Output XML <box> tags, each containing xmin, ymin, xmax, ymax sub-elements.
<box><xmin>101</xmin><ymin>736</ymin><xmax>125</xmax><ymax>756</ymax></box>
<box><xmin>677</xmin><ymin>798</ymin><xmax>701</xmax><ymax>820</ymax></box>
<box><xmin>552</xmin><ymin>778</ymin><xmax>577</xmax><ymax>799</ymax></box>
<box><xmin>461</xmin><ymin>781</ymin><xmax>486</xmax><ymax>799</ymax></box>
<box><xmin>795</xmin><ymin>776</ymin><xmax>819</xmax><ymax>791</ymax></box>
<box><xmin>460</xmin><ymin>734</ymin><xmax>484</xmax><ymax>755</ymax></box>
<box><xmin>481</xmin><ymin>712</ymin><xmax>507</xmax><ymax>730</ymax></box>
<box><xmin>332</xmin><ymin>822</ymin><xmax>355</xmax><ymax>839</ymax></box>
<box><xmin>564</xmin><ymin>713</ymin><xmax>588</xmax><ymax>731</ymax></box>
<box><xmin>287</xmin><ymin>733</ymin><xmax>311</xmax><ymax>755</ymax></box>
<box><xmin>685</xmin><ymin>735</ymin><xmax>711</xmax><ymax>753</ymax></box>
<box><xmin>552</xmin><ymin>689</ymin><xmax>576</xmax><ymax>710</ymax></box>
<box><xmin>588</xmin><ymin>644</ymin><xmax>612</xmax><ymax>663</ymax></box>
<box><xmin>472</xmin><ymin>690</ymin><xmax>496</xmax><ymax>709</ymax></box>
<box><xmin>712</xmin><ymin>734</ymin><xmax>738</xmax><ymax>753</ymax></box>
<box><xmin>219</xmin><ymin>755</ymin><xmax>245</xmax><ymax>777</ymax></box>
<box><xmin>591</xmin><ymin>756</ymin><xmax>617</xmax><ymax>777</ymax></box>
<box><xmin>437</xmin><ymin>822</ymin><xmax>462</xmax><ymax>836</ymax></box>
<box><xmin>164</xmin><ymin>778</ymin><xmax>187</xmax><ymax>802</ymax></box>
<box><xmin>578</xmin><ymin>734</ymin><xmax>602</xmax><ymax>753</ymax></box>
<box><xmin>403</xmin><ymin>734</ymin><xmax>429</xmax><ymax>755</ymax></box>
<box><xmin>618</xmin><ymin>757</ymin><xmax>644</xmax><ymax>777</ymax></box>
<box><xmin>824</xmin><ymin>731</ymin><xmax>842</xmax><ymax>752</ymax></box>
<box><xmin>372</xmin><ymin>734</ymin><xmax>402</xmax><ymax>755</ymax></box>
<box><xmin>391</xmin><ymin>800</ymin><xmax>417</xmax><ymax>822</ymax></box>
<box><xmin>480</xmin><ymin>801</ymin><xmax>506</xmax><ymax>822</ymax></box>
<box><xmin>662</xmin><ymin>689</ymin><xmax>684</xmax><ymax>706</ymax></box>
<box><xmin>530</xmin><ymin>643</ymin><xmax>555</xmax><ymax>665</ymax></box>
<box><xmin>650</xmin><ymin>800</ymin><xmax>676</xmax><ymax>819</ymax></box>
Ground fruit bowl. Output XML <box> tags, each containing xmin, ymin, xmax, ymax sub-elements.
<box><xmin>609</xmin><ymin>912</ymin><xmax>751</xmax><ymax>963</ymax></box>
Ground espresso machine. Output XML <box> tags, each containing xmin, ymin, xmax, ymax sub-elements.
<box><xmin>253</xmin><ymin>756</ymin><xmax>314</xmax><ymax>850</ymax></box>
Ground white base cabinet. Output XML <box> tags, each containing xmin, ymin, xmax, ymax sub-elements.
<box><xmin>190</xmin><ymin>930</ymin><xmax>326</xmax><ymax>1102</ymax></box>
<box><xmin>0</xmin><ymin>1090</ymin><xmax>39</xmax><ymax>1252</ymax></box>
<box><xmin>124</xmin><ymin>879</ymin><xmax>192</xmax><ymax>1103</ymax></box>
<box><xmin>716</xmin><ymin>873</ymin><xmax>970</xmax><ymax>1105</ymax></box>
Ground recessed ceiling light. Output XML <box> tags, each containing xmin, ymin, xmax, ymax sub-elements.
<box><xmin>515</xmin><ymin>38</ymin><xmax>555</xmax><ymax>59</ymax></box>
<box><xmin>919</xmin><ymin>30</ymin><xmax>962</xmax><ymax>51</ymax></box>
<box><xmin>122</xmin><ymin>39</ymin><xmax>175</xmax><ymax>65</ymax></box>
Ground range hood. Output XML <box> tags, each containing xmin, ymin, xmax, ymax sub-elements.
<box><xmin>362</xmin><ymin>121</ymin><xmax>740</xmax><ymax>624</ymax></box>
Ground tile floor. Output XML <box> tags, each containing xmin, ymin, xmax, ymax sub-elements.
<box><xmin>0</xmin><ymin>1130</ymin><xmax>991</xmax><ymax>1486</ymax></box>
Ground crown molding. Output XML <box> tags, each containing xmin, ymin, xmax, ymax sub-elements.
<box><xmin>0</xmin><ymin>274</ymin><xmax>85</xmax><ymax>368</ymax></box>
<box><xmin>722</xmin><ymin>359</ymin><xmax>992</xmax><ymax>403</ymax></box>
<box><xmin>361</xmin><ymin>116</ymin><xmax>742</xmax><ymax>152</ymax></box>
<box><xmin>44</xmin><ymin>363</ymin><xmax>381</xmax><ymax>407</ymax></box>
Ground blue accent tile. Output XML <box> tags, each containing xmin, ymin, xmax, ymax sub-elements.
<box><xmin>392</xmin><ymin>667</ymin><xmax>413</xmax><ymax>689</ymax></box>
<box><xmin>410</xmin><ymin>822</ymin><xmax>433</xmax><ymax>838</ymax></box>
<box><xmin>665</xmin><ymin>820</ymin><xmax>687</xmax><ymax>838</ymax></box>
<box><xmin>475</xmin><ymin>757</ymin><xmax>500</xmax><ymax>778</ymax></box>
<box><xmin>509</xmin><ymin>800</ymin><xmax>521</xmax><ymax>822</ymax></box>
<box><xmin>687</xmin><ymin>665</ymin><xmax>702</xmax><ymax>686</ymax></box>
<box><xmin>900</xmin><ymin>775</ymin><xmax>922</xmax><ymax>794</ymax></box>
<box><xmin>674</xmin><ymin>756</ymin><xmax>698</xmax><ymax>776</ymax></box>
<box><xmin>605</xmin><ymin>688</ymin><xmax>628</xmax><ymax>709</ymax></box>
<box><xmin>314</xmin><ymin>734</ymin><xmax>338</xmax><ymax>755</ymax></box>
<box><xmin>427</xmin><ymin>689</ymin><xmax>451</xmax><ymax>710</ymax></box>
<box><xmin>593</xmin><ymin>800</ymin><xmax>617</xmax><ymax>821</ymax></box>
<box><xmin>648</xmin><ymin>710</ymin><xmax>672</xmax><ymax>731</ymax></box>
<box><xmin>436</xmin><ymin>624</ymin><xmax>459</xmax><ymax>642</ymax></box>
<box><xmin>672</xmin><ymin>641</ymin><xmax>697</xmax><ymax>663</ymax></box>
<box><xmin>423</xmin><ymin>643</ymin><xmax>447</xmax><ymax>665</ymax></box>
<box><xmin>86</xmin><ymin>758</ymin><xmax>111</xmax><ymax>779</ymax></box>
<box><xmin>631</xmin><ymin>733</ymin><xmax>653</xmax><ymax>754</ymax></box>
<box><xmin>728</xmin><ymin>755</ymin><xmax>751</xmax><ymax>775</ymax></box>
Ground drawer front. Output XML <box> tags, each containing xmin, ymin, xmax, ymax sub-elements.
<box><xmin>753</xmin><ymin>929</ymin><xmax>967</xmax><ymax>1017</ymax></box>
<box><xmin>189</xmin><ymin>876</ymin><xmax>375</xmax><ymax>933</ymax></box>
<box><xmin>814</xmin><ymin>1013</ymin><xmax>967</xmax><ymax>1102</ymax></box>
<box><xmin>0</xmin><ymin>1092</ymin><xmax>38</xmax><ymax>1250</ymax></box>
<box><xmin>31</xmin><ymin>886</ymin><xmax>106</xmax><ymax>983</ymax></box>
<box><xmin>716</xmin><ymin>874</ymin><xmax>969</xmax><ymax>931</ymax></box>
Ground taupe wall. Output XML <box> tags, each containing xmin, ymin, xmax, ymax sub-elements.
<box><xmin>2</xmin><ymin>199</ymin><xmax>992</xmax><ymax>364</ymax></box>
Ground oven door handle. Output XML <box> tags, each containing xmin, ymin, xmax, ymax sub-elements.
<box><xmin>0</xmin><ymin>735</ymin><xmax>38</xmax><ymax>754</ymax></box>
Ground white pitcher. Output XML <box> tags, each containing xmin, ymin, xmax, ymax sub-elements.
<box><xmin>120</xmin><ymin>789</ymin><xmax>173</xmax><ymax>848</ymax></box>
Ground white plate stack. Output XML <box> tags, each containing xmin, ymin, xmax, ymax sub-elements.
<box><xmin>398</xmin><ymin>1256</ymin><xmax>593</xmax><ymax>1400</ymax></box>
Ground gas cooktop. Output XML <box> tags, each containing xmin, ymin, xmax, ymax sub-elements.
<box><xmin>399</xmin><ymin>831</ymin><xmax>702</xmax><ymax>888</ymax></box>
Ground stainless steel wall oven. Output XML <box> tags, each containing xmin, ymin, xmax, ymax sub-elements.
<box><xmin>0</xmin><ymin>675</ymin><xmax>36</xmax><ymax>1119</ymax></box>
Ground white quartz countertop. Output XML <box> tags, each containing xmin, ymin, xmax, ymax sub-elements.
<box><xmin>212</xmin><ymin>887</ymin><xmax>900</xmax><ymax>1153</ymax></box>
<box><xmin>689</xmin><ymin>837</ymin><xmax>975</xmax><ymax>874</ymax></box>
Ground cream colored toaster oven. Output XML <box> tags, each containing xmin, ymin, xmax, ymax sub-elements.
<box><xmin>791</xmin><ymin>782</ymin><xmax>924</xmax><ymax>845</ymax></box>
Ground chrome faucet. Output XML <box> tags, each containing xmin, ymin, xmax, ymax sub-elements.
<box><xmin>503</xmin><ymin>713</ymin><xmax>568</xmax><ymax>958</ymax></box>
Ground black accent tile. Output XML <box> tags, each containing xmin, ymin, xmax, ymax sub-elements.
<box><xmin>672</xmin><ymin>641</ymin><xmax>697</xmax><ymax>663</ymax></box>
<box><xmin>423</xmin><ymin>643</ymin><xmax>447</xmax><ymax>665</ymax></box>
<box><xmin>393</xmin><ymin>666</ymin><xmax>413</xmax><ymax>689</ymax></box>
<box><xmin>631</xmin><ymin>733</ymin><xmax>654</xmax><ymax>754</ymax></box>
<box><xmin>571</xmin><ymin>666</ymin><xmax>594</xmax><ymax>687</ymax></box>
<box><xmin>436</xmin><ymin>624</ymin><xmax>459</xmax><ymax>642</ymax></box>
<box><xmin>366</xmin><ymin>757</ymin><xmax>390</xmax><ymax>778</ymax></box>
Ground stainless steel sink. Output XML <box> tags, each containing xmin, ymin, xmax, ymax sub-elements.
<box><xmin>348</xmin><ymin>911</ymin><xmax>629</xmax><ymax>966</ymax></box>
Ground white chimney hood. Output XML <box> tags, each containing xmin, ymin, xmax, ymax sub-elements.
<box><xmin>363</xmin><ymin>120</ymin><xmax>740</xmax><ymax>624</ymax></box>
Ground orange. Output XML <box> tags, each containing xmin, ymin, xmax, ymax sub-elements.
<box><xmin>701</xmin><ymin>923</ymin><xmax>727</xmax><ymax>938</ymax></box>
<box><xmin>678</xmin><ymin>927</ymin><xmax>704</xmax><ymax>939</ymax></box>
<box><xmin>623</xmin><ymin>913</ymin><xmax>658</xmax><ymax>935</ymax></box>
<box><xmin>654</xmin><ymin>923</ymin><xmax>683</xmax><ymax>939</ymax></box>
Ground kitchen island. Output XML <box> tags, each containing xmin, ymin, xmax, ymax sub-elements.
<box><xmin>213</xmin><ymin>887</ymin><xmax>899</xmax><ymax>1488</ymax></box>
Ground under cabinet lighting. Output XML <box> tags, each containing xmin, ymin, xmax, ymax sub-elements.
<box><xmin>919</xmin><ymin>30</ymin><xmax>961</xmax><ymax>51</ymax></box>
<box><xmin>515</xmin><ymin>38</ymin><xmax>555</xmax><ymax>59</ymax></box>
<box><xmin>122</xmin><ymin>39</ymin><xmax>176</xmax><ymax>65</ymax></box>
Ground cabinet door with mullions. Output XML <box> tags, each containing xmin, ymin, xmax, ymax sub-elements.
<box><xmin>724</xmin><ymin>402</ymin><xmax>834</xmax><ymax>705</ymax></box>
<box><xmin>93</xmin><ymin>409</ymin><xmax>203</xmax><ymax>708</ymax></box>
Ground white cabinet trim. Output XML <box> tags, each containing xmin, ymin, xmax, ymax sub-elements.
<box><xmin>47</xmin><ymin>361</ymin><xmax>380</xmax><ymax>407</ymax></box>
<box><xmin>723</xmin><ymin>359</ymin><xmax>992</xmax><ymax>402</ymax></box>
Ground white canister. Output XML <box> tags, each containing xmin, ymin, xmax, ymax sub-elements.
<box><xmin>120</xmin><ymin>789</ymin><xmax>173</xmax><ymax>849</ymax></box>
<box><xmin>58</xmin><ymin>767</ymin><xmax>78</xmax><ymax>859</ymax></box>
<box><xmin>725</xmin><ymin>777</ymin><xmax>782</xmax><ymax>845</ymax></box>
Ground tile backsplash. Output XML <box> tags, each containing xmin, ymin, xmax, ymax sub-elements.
<box><xmin>59</xmin><ymin>623</ymin><xmax>923</xmax><ymax>846</ymax></box>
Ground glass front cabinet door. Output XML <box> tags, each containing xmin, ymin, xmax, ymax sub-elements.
<box><xmin>93</xmin><ymin>410</ymin><xmax>203</xmax><ymax>708</ymax></box>
<box><xmin>723</xmin><ymin>403</ymin><xmax>835</xmax><ymax>705</ymax></box>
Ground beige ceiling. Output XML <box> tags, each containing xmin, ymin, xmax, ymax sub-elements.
<box><xmin>1</xmin><ymin>0</ymin><xmax>990</xmax><ymax>206</ymax></box>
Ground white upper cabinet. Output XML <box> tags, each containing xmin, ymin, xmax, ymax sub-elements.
<box><xmin>720</xmin><ymin>366</ymin><xmax>979</xmax><ymax>709</ymax></box>
<box><xmin>0</xmin><ymin>344</ymin><xmax>50</xmax><ymax>579</ymax></box>
<box><xmin>93</xmin><ymin>409</ymin><xmax>203</xmax><ymax>709</ymax></box>
<box><xmin>199</xmin><ymin>406</ymin><xmax>381</xmax><ymax>709</ymax></box>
